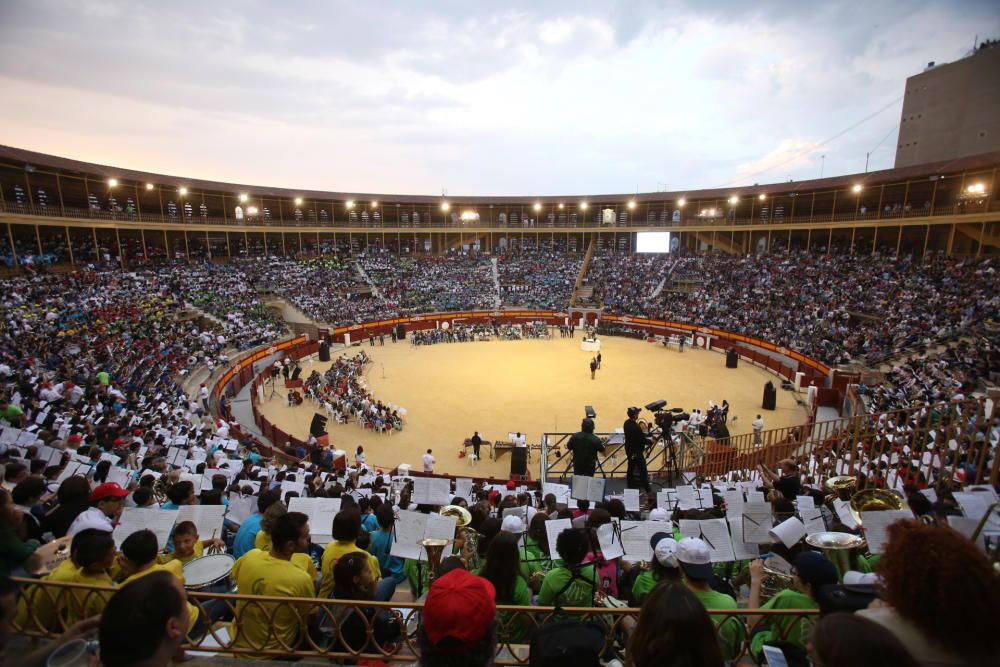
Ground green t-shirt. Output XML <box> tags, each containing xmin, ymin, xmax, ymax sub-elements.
<box><xmin>538</xmin><ymin>564</ymin><xmax>598</xmax><ymax>609</ymax></box>
<box><xmin>631</xmin><ymin>570</ymin><xmax>663</xmax><ymax>603</ymax></box>
<box><xmin>692</xmin><ymin>588</ymin><xmax>746</xmax><ymax>661</ymax></box>
<box><xmin>750</xmin><ymin>588</ymin><xmax>819</xmax><ymax>657</ymax></box>
<box><xmin>96</xmin><ymin>371</ymin><xmax>110</xmax><ymax>386</ymax></box>
<box><xmin>475</xmin><ymin>571</ymin><xmax>533</xmax><ymax>644</ymax></box>
<box><xmin>0</xmin><ymin>404</ymin><xmax>23</xmax><ymax>425</ymax></box>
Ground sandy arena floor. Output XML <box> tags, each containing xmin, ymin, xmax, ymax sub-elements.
<box><xmin>257</xmin><ymin>336</ymin><xmax>809</xmax><ymax>478</ymax></box>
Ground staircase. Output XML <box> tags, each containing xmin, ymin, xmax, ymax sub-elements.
<box><xmin>570</xmin><ymin>236</ymin><xmax>597</xmax><ymax>307</ymax></box>
<box><xmin>491</xmin><ymin>257</ymin><xmax>501</xmax><ymax>308</ymax></box>
<box><xmin>354</xmin><ymin>261</ymin><xmax>384</xmax><ymax>300</ymax></box>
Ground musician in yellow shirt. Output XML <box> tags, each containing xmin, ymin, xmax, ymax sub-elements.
<box><xmin>15</xmin><ymin>529</ymin><xmax>115</xmax><ymax>632</ymax></box>
<box><xmin>318</xmin><ymin>508</ymin><xmax>382</xmax><ymax>600</ymax></box>
<box><xmin>118</xmin><ymin>529</ymin><xmax>200</xmax><ymax>637</ymax></box>
<box><xmin>160</xmin><ymin>521</ymin><xmax>226</xmax><ymax>565</ymax></box>
<box><xmin>231</xmin><ymin>512</ymin><xmax>317</xmax><ymax>659</ymax></box>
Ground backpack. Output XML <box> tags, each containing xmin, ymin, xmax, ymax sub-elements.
<box><xmin>529</xmin><ymin>620</ymin><xmax>605</xmax><ymax>667</ymax></box>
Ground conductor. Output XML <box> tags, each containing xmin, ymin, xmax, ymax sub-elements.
<box><xmin>624</xmin><ymin>407</ymin><xmax>651</xmax><ymax>492</ymax></box>
<box><xmin>566</xmin><ymin>418</ymin><xmax>604</xmax><ymax>477</ymax></box>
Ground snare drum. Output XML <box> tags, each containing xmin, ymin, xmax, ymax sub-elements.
<box><xmin>182</xmin><ymin>554</ymin><xmax>236</xmax><ymax>592</ymax></box>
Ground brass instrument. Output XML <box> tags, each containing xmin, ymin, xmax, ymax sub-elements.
<box><xmin>849</xmin><ymin>488</ymin><xmax>908</xmax><ymax>526</ymax></box>
<box><xmin>439</xmin><ymin>504</ymin><xmax>481</xmax><ymax>568</ymax></box>
<box><xmin>759</xmin><ymin>552</ymin><xmax>796</xmax><ymax>602</ymax></box>
<box><xmin>824</xmin><ymin>476</ymin><xmax>857</xmax><ymax>503</ymax></box>
<box><xmin>804</xmin><ymin>531</ymin><xmax>865</xmax><ymax>582</ymax></box>
<box><xmin>418</xmin><ymin>538</ymin><xmax>452</xmax><ymax>583</ymax></box>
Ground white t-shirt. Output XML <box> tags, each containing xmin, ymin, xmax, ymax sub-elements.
<box><xmin>67</xmin><ymin>507</ymin><xmax>114</xmax><ymax>536</ymax></box>
<box><xmin>422</xmin><ymin>453</ymin><xmax>435</xmax><ymax>472</ymax></box>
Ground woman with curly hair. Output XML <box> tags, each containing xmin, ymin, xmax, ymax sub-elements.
<box><xmin>858</xmin><ymin>520</ymin><xmax>1000</xmax><ymax>666</ymax></box>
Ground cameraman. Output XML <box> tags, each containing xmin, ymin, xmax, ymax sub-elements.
<box><xmin>624</xmin><ymin>407</ymin><xmax>651</xmax><ymax>492</ymax></box>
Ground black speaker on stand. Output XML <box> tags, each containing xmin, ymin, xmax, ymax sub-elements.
<box><xmin>726</xmin><ymin>348</ymin><xmax>739</xmax><ymax>368</ymax></box>
<box><xmin>510</xmin><ymin>448</ymin><xmax>528</xmax><ymax>476</ymax></box>
<box><xmin>310</xmin><ymin>413</ymin><xmax>328</xmax><ymax>436</ymax></box>
<box><xmin>318</xmin><ymin>341</ymin><xmax>331</xmax><ymax>362</ymax></box>
<box><xmin>395</xmin><ymin>324</ymin><xmax>406</xmax><ymax>340</ymax></box>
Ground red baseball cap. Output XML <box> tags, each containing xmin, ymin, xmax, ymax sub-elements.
<box><xmin>422</xmin><ymin>569</ymin><xmax>496</xmax><ymax>652</ymax></box>
<box><xmin>91</xmin><ymin>482</ymin><xmax>129</xmax><ymax>502</ymax></box>
<box><xmin>67</xmin><ymin>434</ymin><xmax>83</xmax><ymax>443</ymax></box>
<box><xmin>505</xmin><ymin>480</ymin><xmax>516</xmax><ymax>490</ymax></box>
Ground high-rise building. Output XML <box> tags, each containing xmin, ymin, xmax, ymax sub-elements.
<box><xmin>894</xmin><ymin>41</ymin><xmax>1000</xmax><ymax>168</ymax></box>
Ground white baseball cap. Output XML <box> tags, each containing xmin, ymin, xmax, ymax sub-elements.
<box><xmin>648</xmin><ymin>508</ymin><xmax>670</xmax><ymax>522</ymax></box>
<box><xmin>676</xmin><ymin>537</ymin><xmax>713</xmax><ymax>579</ymax></box>
<box><xmin>653</xmin><ymin>537</ymin><xmax>678</xmax><ymax>568</ymax></box>
<box><xmin>501</xmin><ymin>515</ymin><xmax>525</xmax><ymax>534</ymax></box>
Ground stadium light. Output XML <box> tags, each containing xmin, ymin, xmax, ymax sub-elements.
<box><xmin>179</xmin><ymin>187</ymin><xmax>188</xmax><ymax>196</ymax></box>
<box><xmin>534</xmin><ymin>203</ymin><xmax>542</xmax><ymax>212</ymax></box>
<box><xmin>108</xmin><ymin>178</ymin><xmax>118</xmax><ymax>188</ymax></box>
<box><xmin>580</xmin><ymin>201</ymin><xmax>588</xmax><ymax>210</ymax></box>
<box><xmin>967</xmin><ymin>183</ymin><xmax>985</xmax><ymax>194</ymax></box>
<box><xmin>677</xmin><ymin>198</ymin><xmax>686</xmax><ymax>207</ymax></box>
<box><xmin>728</xmin><ymin>196</ymin><xmax>739</xmax><ymax>205</ymax></box>
<box><xmin>627</xmin><ymin>200</ymin><xmax>636</xmax><ymax>210</ymax></box>
<box><xmin>145</xmin><ymin>183</ymin><xmax>154</xmax><ymax>191</ymax></box>
<box><xmin>852</xmin><ymin>184</ymin><xmax>863</xmax><ymax>193</ymax></box>
<box><xmin>294</xmin><ymin>197</ymin><xmax>303</xmax><ymax>206</ymax></box>
<box><xmin>371</xmin><ymin>201</ymin><xmax>378</xmax><ymax>208</ymax></box>
<box><xmin>239</xmin><ymin>193</ymin><xmax>248</xmax><ymax>203</ymax></box>
<box><xmin>346</xmin><ymin>200</ymin><xmax>355</xmax><ymax>209</ymax></box>
<box><xmin>441</xmin><ymin>202</ymin><xmax>450</xmax><ymax>211</ymax></box>
<box><xmin>758</xmin><ymin>193</ymin><xmax>767</xmax><ymax>200</ymax></box>
<box><xmin>247</xmin><ymin>206</ymin><xmax>259</xmax><ymax>216</ymax></box>
<box><xmin>558</xmin><ymin>203</ymin><xmax>564</xmax><ymax>209</ymax></box>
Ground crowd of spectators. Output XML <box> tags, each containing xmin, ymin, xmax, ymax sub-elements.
<box><xmin>360</xmin><ymin>251</ymin><xmax>497</xmax><ymax>315</ymax></box>
<box><xmin>410</xmin><ymin>321</ymin><xmax>551</xmax><ymax>345</ymax></box>
<box><xmin>579</xmin><ymin>252</ymin><xmax>673</xmax><ymax>314</ymax></box>
<box><xmin>498</xmin><ymin>249</ymin><xmax>581</xmax><ymax>310</ymax></box>
<box><xmin>304</xmin><ymin>351</ymin><xmax>403</xmax><ymax>433</ymax></box>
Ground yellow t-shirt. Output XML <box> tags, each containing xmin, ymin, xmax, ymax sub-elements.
<box><xmin>14</xmin><ymin>559</ymin><xmax>78</xmax><ymax>632</ymax></box>
<box><xmin>230</xmin><ymin>550</ymin><xmax>316</xmax><ymax>659</ymax></box>
<box><xmin>60</xmin><ymin>568</ymin><xmax>114</xmax><ymax>627</ymax></box>
<box><xmin>318</xmin><ymin>540</ymin><xmax>382</xmax><ymax>599</ymax></box>
<box><xmin>241</xmin><ymin>548</ymin><xmax>318</xmax><ymax>582</ymax></box>
<box><xmin>254</xmin><ymin>530</ymin><xmax>271</xmax><ymax>552</ymax></box>
<box><xmin>121</xmin><ymin>561</ymin><xmax>199</xmax><ymax>633</ymax></box>
<box><xmin>161</xmin><ymin>539</ymin><xmax>205</xmax><ymax>565</ymax></box>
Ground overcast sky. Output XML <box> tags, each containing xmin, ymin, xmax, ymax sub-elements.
<box><xmin>0</xmin><ymin>1</ymin><xmax>997</xmax><ymax>196</ymax></box>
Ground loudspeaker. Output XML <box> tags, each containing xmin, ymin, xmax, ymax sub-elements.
<box><xmin>318</xmin><ymin>341</ymin><xmax>330</xmax><ymax>362</ymax></box>
<box><xmin>395</xmin><ymin>324</ymin><xmax>405</xmax><ymax>340</ymax></box>
<box><xmin>309</xmin><ymin>413</ymin><xmax>328</xmax><ymax>436</ymax></box>
<box><xmin>510</xmin><ymin>448</ymin><xmax>528</xmax><ymax>476</ymax></box>
<box><xmin>291</xmin><ymin>366</ymin><xmax>302</xmax><ymax>380</ymax></box>
<box><xmin>726</xmin><ymin>348</ymin><xmax>739</xmax><ymax>368</ymax></box>
<box><xmin>762</xmin><ymin>382</ymin><xmax>777</xmax><ymax>411</ymax></box>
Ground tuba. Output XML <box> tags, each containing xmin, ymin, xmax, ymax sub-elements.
<box><xmin>418</xmin><ymin>538</ymin><xmax>452</xmax><ymax>583</ymax></box>
<box><xmin>758</xmin><ymin>552</ymin><xmax>796</xmax><ymax>603</ymax></box>
<box><xmin>804</xmin><ymin>531</ymin><xmax>866</xmax><ymax>582</ymax></box>
<box><xmin>440</xmin><ymin>505</ymin><xmax>481</xmax><ymax>568</ymax></box>
<box><xmin>824</xmin><ymin>476</ymin><xmax>857</xmax><ymax>504</ymax></box>
<box><xmin>849</xmin><ymin>488</ymin><xmax>908</xmax><ymax>527</ymax></box>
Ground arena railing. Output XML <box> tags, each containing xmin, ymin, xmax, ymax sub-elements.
<box><xmin>10</xmin><ymin>577</ymin><xmax>819</xmax><ymax>664</ymax></box>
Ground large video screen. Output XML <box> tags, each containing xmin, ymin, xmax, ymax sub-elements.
<box><xmin>636</xmin><ymin>231</ymin><xmax>671</xmax><ymax>253</ymax></box>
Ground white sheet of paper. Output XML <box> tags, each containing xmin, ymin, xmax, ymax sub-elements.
<box><xmin>106</xmin><ymin>467</ymin><xmax>132</xmax><ymax>489</ymax></box>
<box><xmin>424</xmin><ymin>512</ymin><xmax>457</xmax><ymax>544</ymax></box>
<box><xmin>723</xmin><ymin>489</ymin><xmax>744</xmax><ymax>518</ymax></box>
<box><xmin>728</xmin><ymin>517</ymin><xmax>760</xmax><ymax>560</ymax></box>
<box><xmin>411</xmin><ymin>477</ymin><xmax>452</xmax><ymax>506</ymax></box>
<box><xmin>542</xmin><ymin>482</ymin><xmax>571</xmax><ymax>506</ymax></box>
<box><xmin>56</xmin><ymin>461</ymin><xmax>88</xmax><ymax>484</ymax></box>
<box><xmin>678</xmin><ymin>519</ymin><xmax>700</xmax><ymax>539</ymax></box>
<box><xmin>288</xmin><ymin>497</ymin><xmax>342</xmax><ymax>538</ymax></box>
<box><xmin>620</xmin><ymin>520</ymin><xmax>658</xmax><ymax>562</ymax></box>
<box><xmin>833</xmin><ymin>498</ymin><xmax>859</xmax><ymax>529</ymax></box>
<box><xmin>113</xmin><ymin>508</ymin><xmax>178</xmax><ymax>548</ymax></box>
<box><xmin>947</xmin><ymin>516</ymin><xmax>989</xmax><ymax>550</ymax></box>
<box><xmin>280</xmin><ymin>480</ymin><xmax>305</xmax><ymax>497</ymax></box>
<box><xmin>571</xmin><ymin>475</ymin><xmax>605</xmax><ymax>502</ymax></box>
<box><xmin>623</xmin><ymin>489</ymin><xmax>641</xmax><ymax>512</ymax></box>
<box><xmin>455</xmin><ymin>478</ymin><xmax>474</xmax><ymax>501</ymax></box>
<box><xmin>176</xmin><ymin>505</ymin><xmax>227</xmax><ymax>540</ymax></box>
<box><xmin>769</xmin><ymin>517</ymin><xmax>807</xmax><ymax>549</ymax></box>
<box><xmin>742</xmin><ymin>503</ymin><xmax>774</xmax><ymax>544</ymax></box>
<box><xmin>225</xmin><ymin>494</ymin><xmax>254</xmax><ymax>525</ymax></box>
<box><xmin>390</xmin><ymin>510</ymin><xmax>427</xmax><ymax>561</ymax></box>
<box><xmin>675</xmin><ymin>485</ymin><xmax>698</xmax><ymax>510</ymax></box>
<box><xmin>699</xmin><ymin>518</ymin><xmax>736</xmax><ymax>562</ymax></box>
<box><xmin>860</xmin><ymin>509</ymin><xmax>915</xmax><ymax>554</ymax></box>
<box><xmin>656</xmin><ymin>489</ymin><xmax>676</xmax><ymax>511</ymax></box>
<box><xmin>800</xmin><ymin>508</ymin><xmax>826</xmax><ymax>535</ymax></box>
<box><xmin>544</xmin><ymin>518</ymin><xmax>573</xmax><ymax>557</ymax></box>
<box><xmin>0</xmin><ymin>427</ymin><xmax>19</xmax><ymax>445</ymax></box>
<box><xmin>918</xmin><ymin>487</ymin><xmax>938</xmax><ymax>503</ymax></box>
<box><xmin>746</xmin><ymin>491</ymin><xmax>766</xmax><ymax>504</ymax></box>
<box><xmin>596</xmin><ymin>521</ymin><xmax>625</xmax><ymax>561</ymax></box>
<box><xmin>796</xmin><ymin>495</ymin><xmax>815</xmax><ymax>511</ymax></box>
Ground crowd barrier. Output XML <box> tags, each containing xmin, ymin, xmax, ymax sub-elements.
<box><xmin>11</xmin><ymin>577</ymin><xmax>819</xmax><ymax>664</ymax></box>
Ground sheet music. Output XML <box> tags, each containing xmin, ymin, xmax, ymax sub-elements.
<box><xmin>280</xmin><ymin>480</ymin><xmax>305</xmax><ymax>497</ymax></box>
<box><xmin>620</xmin><ymin>520</ymin><xmax>657</xmax><ymax>563</ymax></box>
<box><xmin>800</xmin><ymin>508</ymin><xmax>826</xmax><ymax>535</ymax></box>
<box><xmin>113</xmin><ymin>508</ymin><xmax>177</xmax><ymax>548</ymax></box>
<box><xmin>656</xmin><ymin>489</ymin><xmax>676</xmax><ymax>511</ymax></box>
<box><xmin>678</xmin><ymin>519</ymin><xmax>700</xmax><ymax>539</ymax></box>
<box><xmin>796</xmin><ymin>495</ymin><xmax>815</xmax><ymax>511</ymax></box>
<box><xmin>722</xmin><ymin>489</ymin><xmax>744</xmax><ymax>518</ymax></box>
<box><xmin>728</xmin><ymin>517</ymin><xmax>760</xmax><ymax>560</ymax></box>
<box><xmin>166</xmin><ymin>447</ymin><xmax>187</xmax><ymax>467</ymax></box>
<box><xmin>675</xmin><ymin>485</ymin><xmax>698</xmax><ymax>510</ymax></box>
<box><xmin>16</xmin><ymin>430</ymin><xmax>37</xmax><ymax>446</ymax></box>
<box><xmin>596</xmin><ymin>521</ymin><xmax>625</xmax><ymax>560</ymax></box>
<box><xmin>390</xmin><ymin>510</ymin><xmax>427</xmax><ymax>561</ymax></box>
<box><xmin>948</xmin><ymin>516</ymin><xmax>989</xmax><ymax>550</ymax></box>
<box><xmin>455</xmin><ymin>478</ymin><xmax>474</xmax><ymax>501</ymax></box>
<box><xmin>833</xmin><ymin>499</ymin><xmax>858</xmax><ymax>529</ymax></box>
<box><xmin>425</xmin><ymin>513</ymin><xmax>457</xmax><ymax>544</ymax></box>
<box><xmin>769</xmin><ymin>517</ymin><xmax>807</xmax><ymax>549</ymax></box>
<box><xmin>56</xmin><ymin>461</ymin><xmax>88</xmax><ymax>484</ymax></box>
<box><xmin>225</xmin><ymin>494</ymin><xmax>255</xmax><ymax>525</ymax></box>
<box><xmin>860</xmin><ymin>510</ymin><xmax>915</xmax><ymax>554</ymax></box>
<box><xmin>411</xmin><ymin>477</ymin><xmax>451</xmax><ymax>506</ymax></box>
<box><xmin>0</xmin><ymin>427</ymin><xmax>20</xmax><ymax>445</ymax></box>
<box><xmin>699</xmin><ymin>518</ymin><xmax>736</xmax><ymax>562</ymax></box>
<box><xmin>38</xmin><ymin>445</ymin><xmax>64</xmax><ymax>467</ymax></box>
<box><xmin>288</xmin><ymin>497</ymin><xmax>342</xmax><ymax>538</ymax></box>
<box><xmin>741</xmin><ymin>503</ymin><xmax>774</xmax><ymax>544</ymax></box>
<box><xmin>176</xmin><ymin>505</ymin><xmax>227</xmax><ymax>540</ymax></box>
<box><xmin>623</xmin><ymin>489</ymin><xmax>641</xmax><ymax>512</ymax></box>
<box><xmin>571</xmin><ymin>475</ymin><xmax>605</xmax><ymax>502</ymax></box>
<box><xmin>746</xmin><ymin>491</ymin><xmax>765</xmax><ymax>504</ymax></box>
<box><xmin>544</xmin><ymin>518</ymin><xmax>573</xmax><ymax>557</ymax></box>
<box><xmin>106</xmin><ymin>467</ymin><xmax>132</xmax><ymax>489</ymax></box>
<box><xmin>542</xmin><ymin>482</ymin><xmax>571</xmax><ymax>506</ymax></box>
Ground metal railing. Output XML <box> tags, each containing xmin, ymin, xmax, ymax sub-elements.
<box><xmin>11</xmin><ymin>577</ymin><xmax>818</xmax><ymax>664</ymax></box>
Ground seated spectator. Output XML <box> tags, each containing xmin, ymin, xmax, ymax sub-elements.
<box><xmin>99</xmin><ymin>570</ymin><xmax>189</xmax><ymax>667</ymax></box>
<box><xmin>857</xmin><ymin>521</ymin><xmax>1000</xmax><ymax>665</ymax></box>
<box><xmin>626</xmin><ymin>582</ymin><xmax>725</xmax><ymax>667</ymax></box>
<box><xmin>477</xmin><ymin>532</ymin><xmax>532</xmax><ymax>643</ymax></box>
<box><xmin>330</xmin><ymin>551</ymin><xmax>401</xmax><ymax>656</ymax></box>
<box><xmin>811</xmin><ymin>613</ymin><xmax>919</xmax><ymax>667</ymax></box>
<box><xmin>160</xmin><ymin>521</ymin><xmax>224</xmax><ymax>565</ymax></box>
<box><xmin>117</xmin><ymin>529</ymin><xmax>199</xmax><ymax>637</ymax></box>
<box><xmin>67</xmin><ymin>482</ymin><xmax>129</xmax><ymax>536</ymax></box>
<box><xmin>367</xmin><ymin>503</ymin><xmax>405</xmax><ymax>585</ymax></box>
<box><xmin>41</xmin><ymin>476</ymin><xmax>91</xmax><ymax>539</ymax></box>
<box><xmin>631</xmin><ymin>534</ymin><xmax>681</xmax><ymax>605</ymax></box>
<box><xmin>417</xmin><ymin>568</ymin><xmax>497</xmax><ymax>667</ymax></box>
<box><xmin>538</xmin><ymin>528</ymin><xmax>598</xmax><ymax>611</ymax></box>
<box><xmin>675</xmin><ymin>537</ymin><xmax>744</xmax><ymax>660</ymax></box>
<box><xmin>319</xmin><ymin>508</ymin><xmax>386</xmax><ymax>600</ymax></box>
<box><xmin>0</xmin><ymin>487</ymin><xmax>38</xmax><ymax>576</ymax></box>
